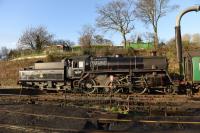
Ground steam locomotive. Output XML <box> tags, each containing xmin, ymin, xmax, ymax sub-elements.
<box><xmin>19</xmin><ymin>55</ymin><xmax>173</xmax><ymax>94</ymax></box>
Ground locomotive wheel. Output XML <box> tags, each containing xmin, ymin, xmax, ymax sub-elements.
<box><xmin>81</xmin><ymin>79</ymin><xmax>97</xmax><ymax>94</ymax></box>
<box><xmin>105</xmin><ymin>80</ymin><xmax>122</xmax><ymax>94</ymax></box>
<box><xmin>73</xmin><ymin>80</ymin><xmax>79</xmax><ymax>88</ymax></box>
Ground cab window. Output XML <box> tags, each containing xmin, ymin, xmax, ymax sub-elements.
<box><xmin>79</xmin><ymin>61</ymin><xmax>84</xmax><ymax>68</ymax></box>
<box><xmin>73</xmin><ymin>61</ymin><xmax>84</xmax><ymax>68</ymax></box>
<box><xmin>73</xmin><ymin>61</ymin><xmax>78</xmax><ymax>68</ymax></box>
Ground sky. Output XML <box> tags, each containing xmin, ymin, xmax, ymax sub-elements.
<box><xmin>0</xmin><ymin>0</ymin><xmax>200</xmax><ymax>49</ymax></box>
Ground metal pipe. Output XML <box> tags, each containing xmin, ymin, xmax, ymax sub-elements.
<box><xmin>175</xmin><ymin>5</ymin><xmax>200</xmax><ymax>76</ymax></box>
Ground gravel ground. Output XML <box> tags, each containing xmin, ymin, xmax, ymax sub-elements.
<box><xmin>0</xmin><ymin>104</ymin><xmax>200</xmax><ymax>133</ymax></box>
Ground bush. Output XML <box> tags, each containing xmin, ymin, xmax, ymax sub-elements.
<box><xmin>46</xmin><ymin>51</ymin><xmax>81</xmax><ymax>62</ymax></box>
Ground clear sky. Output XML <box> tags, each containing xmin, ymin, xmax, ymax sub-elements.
<box><xmin>0</xmin><ymin>0</ymin><xmax>200</xmax><ymax>48</ymax></box>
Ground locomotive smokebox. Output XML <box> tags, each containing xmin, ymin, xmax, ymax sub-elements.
<box><xmin>175</xmin><ymin>5</ymin><xmax>200</xmax><ymax>76</ymax></box>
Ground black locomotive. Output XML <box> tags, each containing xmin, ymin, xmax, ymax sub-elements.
<box><xmin>19</xmin><ymin>55</ymin><xmax>173</xmax><ymax>94</ymax></box>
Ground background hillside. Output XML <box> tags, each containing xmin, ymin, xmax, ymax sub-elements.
<box><xmin>0</xmin><ymin>41</ymin><xmax>200</xmax><ymax>87</ymax></box>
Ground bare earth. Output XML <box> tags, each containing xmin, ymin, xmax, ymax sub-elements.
<box><xmin>0</xmin><ymin>103</ymin><xmax>200</xmax><ymax>133</ymax></box>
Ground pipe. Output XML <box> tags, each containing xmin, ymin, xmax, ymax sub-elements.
<box><xmin>175</xmin><ymin>5</ymin><xmax>200</xmax><ymax>77</ymax></box>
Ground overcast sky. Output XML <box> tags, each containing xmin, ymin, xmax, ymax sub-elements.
<box><xmin>0</xmin><ymin>0</ymin><xmax>200</xmax><ymax>48</ymax></box>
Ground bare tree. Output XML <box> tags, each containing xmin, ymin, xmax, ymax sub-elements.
<box><xmin>18</xmin><ymin>26</ymin><xmax>53</xmax><ymax>51</ymax></box>
<box><xmin>0</xmin><ymin>46</ymin><xmax>9</xmax><ymax>60</ymax></box>
<box><xmin>79</xmin><ymin>25</ymin><xmax>95</xmax><ymax>48</ymax></box>
<box><xmin>94</xmin><ymin>35</ymin><xmax>113</xmax><ymax>45</ymax></box>
<box><xmin>53</xmin><ymin>39</ymin><xmax>75</xmax><ymax>46</ymax></box>
<box><xmin>96</xmin><ymin>0</ymin><xmax>135</xmax><ymax>48</ymax></box>
<box><xmin>143</xmin><ymin>32</ymin><xmax>154</xmax><ymax>43</ymax></box>
<box><xmin>135</xmin><ymin>0</ymin><xmax>178</xmax><ymax>49</ymax></box>
<box><xmin>53</xmin><ymin>39</ymin><xmax>75</xmax><ymax>51</ymax></box>
<box><xmin>192</xmin><ymin>33</ymin><xmax>200</xmax><ymax>44</ymax></box>
<box><xmin>182</xmin><ymin>34</ymin><xmax>191</xmax><ymax>43</ymax></box>
<box><xmin>136</xmin><ymin>35</ymin><xmax>143</xmax><ymax>43</ymax></box>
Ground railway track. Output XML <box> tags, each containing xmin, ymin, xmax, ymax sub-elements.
<box><xmin>0</xmin><ymin>93</ymin><xmax>200</xmax><ymax>114</ymax></box>
<box><xmin>1</xmin><ymin>87</ymin><xmax>200</xmax><ymax>114</ymax></box>
<box><xmin>1</xmin><ymin>88</ymin><xmax>200</xmax><ymax>132</ymax></box>
<box><xmin>1</xmin><ymin>108</ymin><xmax>200</xmax><ymax>123</ymax></box>
<box><xmin>0</xmin><ymin>108</ymin><xmax>200</xmax><ymax>132</ymax></box>
<box><xmin>0</xmin><ymin>124</ymin><xmax>80</xmax><ymax>133</ymax></box>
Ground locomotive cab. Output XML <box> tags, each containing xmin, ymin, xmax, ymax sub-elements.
<box><xmin>66</xmin><ymin>55</ymin><xmax>90</xmax><ymax>79</ymax></box>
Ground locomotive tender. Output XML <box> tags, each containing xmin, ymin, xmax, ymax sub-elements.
<box><xmin>19</xmin><ymin>55</ymin><xmax>172</xmax><ymax>94</ymax></box>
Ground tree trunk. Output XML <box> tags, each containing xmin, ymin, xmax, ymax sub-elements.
<box><xmin>122</xmin><ymin>33</ymin><xmax>127</xmax><ymax>48</ymax></box>
<box><xmin>153</xmin><ymin>27</ymin><xmax>159</xmax><ymax>50</ymax></box>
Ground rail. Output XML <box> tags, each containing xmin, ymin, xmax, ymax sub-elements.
<box><xmin>0</xmin><ymin>109</ymin><xmax>200</xmax><ymax>124</ymax></box>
